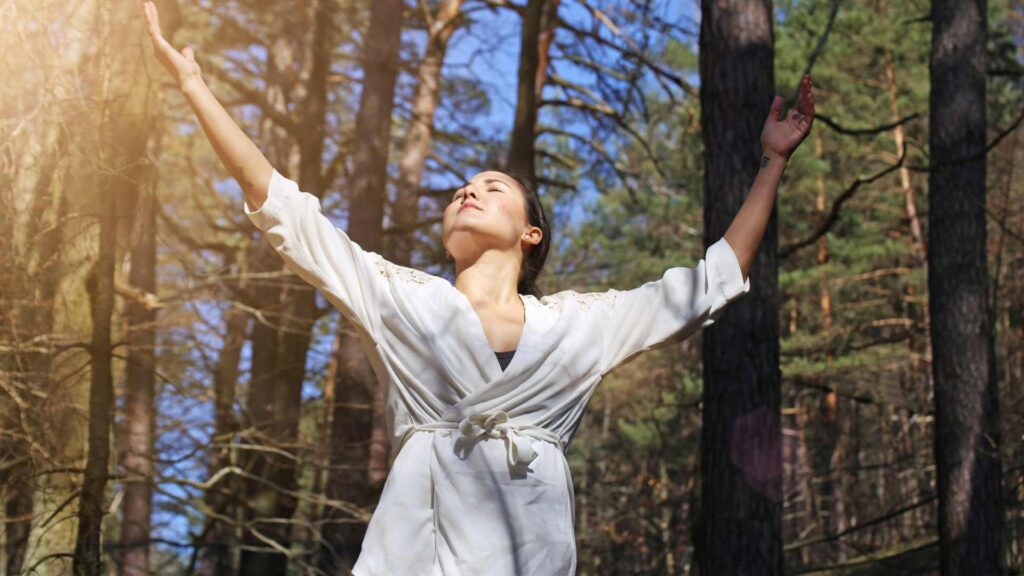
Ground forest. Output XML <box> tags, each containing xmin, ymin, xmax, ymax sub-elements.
<box><xmin>1</xmin><ymin>0</ymin><xmax>1022</xmax><ymax>574</ymax></box>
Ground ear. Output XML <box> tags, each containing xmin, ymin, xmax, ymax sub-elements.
<box><xmin>521</xmin><ymin>224</ymin><xmax>543</xmax><ymax>248</ymax></box>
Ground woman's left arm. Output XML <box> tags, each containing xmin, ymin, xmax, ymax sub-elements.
<box><xmin>724</xmin><ymin>74</ymin><xmax>816</xmax><ymax>280</ymax></box>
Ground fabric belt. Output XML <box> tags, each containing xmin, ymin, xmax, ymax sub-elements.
<box><xmin>399</xmin><ymin>411</ymin><xmax>563</xmax><ymax>467</ymax></box>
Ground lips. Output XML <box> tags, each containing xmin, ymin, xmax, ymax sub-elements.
<box><xmin>459</xmin><ymin>202</ymin><xmax>482</xmax><ymax>212</ymax></box>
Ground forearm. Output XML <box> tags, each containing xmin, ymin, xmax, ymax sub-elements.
<box><xmin>723</xmin><ymin>150</ymin><xmax>788</xmax><ymax>280</ymax></box>
<box><xmin>181</xmin><ymin>78</ymin><xmax>273</xmax><ymax>209</ymax></box>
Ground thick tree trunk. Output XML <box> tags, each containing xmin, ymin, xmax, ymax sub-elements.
<box><xmin>392</xmin><ymin>0</ymin><xmax>465</xmax><ymax>266</ymax></box>
<box><xmin>73</xmin><ymin>119</ymin><xmax>118</xmax><ymax>576</ymax></box>
<box><xmin>697</xmin><ymin>0</ymin><xmax>782</xmax><ymax>573</ymax></box>
<box><xmin>22</xmin><ymin>84</ymin><xmax>92</xmax><ymax>576</ymax></box>
<box><xmin>119</xmin><ymin>152</ymin><xmax>158</xmax><ymax>576</ymax></box>
<box><xmin>239</xmin><ymin>2</ymin><xmax>334</xmax><ymax>572</ymax></box>
<box><xmin>200</xmin><ymin>286</ymin><xmax>247</xmax><ymax>576</ymax></box>
<box><xmin>72</xmin><ymin>1</ymin><xmax>120</xmax><ymax>571</ymax></box>
<box><xmin>928</xmin><ymin>0</ymin><xmax>1006</xmax><ymax>573</ymax></box>
<box><xmin>9</xmin><ymin>4</ymin><xmax>99</xmax><ymax>574</ymax></box>
<box><xmin>105</xmin><ymin>2</ymin><xmax>169</xmax><ymax>570</ymax></box>
<box><xmin>239</xmin><ymin>280</ymin><xmax>298</xmax><ymax>575</ymax></box>
<box><xmin>506</xmin><ymin>0</ymin><xmax>560</xmax><ymax>184</ymax></box>
<box><xmin>320</xmin><ymin>0</ymin><xmax>402</xmax><ymax>572</ymax></box>
<box><xmin>321</xmin><ymin>331</ymin><xmax>378</xmax><ymax>572</ymax></box>
<box><xmin>2</xmin><ymin>127</ymin><xmax>69</xmax><ymax>576</ymax></box>
<box><xmin>381</xmin><ymin>0</ymin><xmax>466</xmax><ymax>491</ymax></box>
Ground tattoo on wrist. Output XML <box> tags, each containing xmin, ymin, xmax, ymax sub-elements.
<box><xmin>761</xmin><ymin>155</ymin><xmax>771</xmax><ymax>169</ymax></box>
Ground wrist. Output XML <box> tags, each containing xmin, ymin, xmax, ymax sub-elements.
<box><xmin>180</xmin><ymin>76</ymin><xmax>206</xmax><ymax>96</ymax></box>
<box><xmin>760</xmin><ymin>149</ymin><xmax>789</xmax><ymax>166</ymax></box>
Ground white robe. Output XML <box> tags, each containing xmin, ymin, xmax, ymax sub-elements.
<box><xmin>244</xmin><ymin>169</ymin><xmax>751</xmax><ymax>576</ymax></box>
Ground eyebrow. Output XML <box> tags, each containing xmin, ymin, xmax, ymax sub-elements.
<box><xmin>456</xmin><ymin>178</ymin><xmax>511</xmax><ymax>192</ymax></box>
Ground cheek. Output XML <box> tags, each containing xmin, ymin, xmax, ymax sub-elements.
<box><xmin>441</xmin><ymin>206</ymin><xmax>454</xmax><ymax>234</ymax></box>
<box><xmin>496</xmin><ymin>197</ymin><xmax>522</xmax><ymax>220</ymax></box>
<box><xmin>501</xmin><ymin>199</ymin><xmax>529</xmax><ymax>232</ymax></box>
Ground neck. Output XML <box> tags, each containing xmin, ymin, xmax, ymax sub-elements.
<box><xmin>454</xmin><ymin>249</ymin><xmax>522</xmax><ymax>306</ymax></box>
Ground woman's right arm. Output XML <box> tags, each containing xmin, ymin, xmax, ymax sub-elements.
<box><xmin>180</xmin><ymin>80</ymin><xmax>272</xmax><ymax>209</ymax></box>
<box><xmin>142</xmin><ymin>2</ymin><xmax>393</xmax><ymax>339</ymax></box>
<box><xmin>142</xmin><ymin>1</ymin><xmax>271</xmax><ymax>209</ymax></box>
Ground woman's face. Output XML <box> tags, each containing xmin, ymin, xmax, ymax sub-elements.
<box><xmin>442</xmin><ymin>170</ymin><xmax>539</xmax><ymax>265</ymax></box>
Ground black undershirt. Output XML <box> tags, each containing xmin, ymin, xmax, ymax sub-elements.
<box><xmin>495</xmin><ymin>349</ymin><xmax>517</xmax><ymax>371</ymax></box>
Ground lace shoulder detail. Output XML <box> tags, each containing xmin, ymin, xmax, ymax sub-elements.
<box><xmin>538</xmin><ymin>289</ymin><xmax>620</xmax><ymax>314</ymax></box>
<box><xmin>572</xmin><ymin>289</ymin><xmax>621</xmax><ymax>313</ymax></box>
<box><xmin>537</xmin><ymin>290</ymin><xmax>574</xmax><ymax>314</ymax></box>
<box><xmin>373</xmin><ymin>256</ymin><xmax>442</xmax><ymax>286</ymax></box>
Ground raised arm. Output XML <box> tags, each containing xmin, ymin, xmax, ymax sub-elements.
<box><xmin>142</xmin><ymin>1</ymin><xmax>272</xmax><ymax>208</ymax></box>
<box><xmin>724</xmin><ymin>74</ymin><xmax>816</xmax><ymax>279</ymax></box>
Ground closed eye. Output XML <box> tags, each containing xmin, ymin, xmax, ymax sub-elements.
<box><xmin>452</xmin><ymin>182</ymin><xmax>504</xmax><ymax>202</ymax></box>
<box><xmin>452</xmin><ymin>187</ymin><xmax>500</xmax><ymax>200</ymax></box>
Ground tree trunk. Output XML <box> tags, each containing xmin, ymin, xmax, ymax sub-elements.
<box><xmin>506</xmin><ymin>0</ymin><xmax>561</xmax><ymax>184</ymax></box>
<box><xmin>808</xmin><ymin>129</ymin><xmax>844</xmax><ymax>564</ymax></box>
<box><xmin>1</xmin><ymin>123</ymin><xmax>69</xmax><ymax>576</ymax></box>
<box><xmin>929</xmin><ymin>0</ymin><xmax>1006</xmax><ymax>572</ymax></box>
<box><xmin>382</xmin><ymin>0</ymin><xmax>466</xmax><ymax>493</ymax></box>
<box><xmin>72</xmin><ymin>1</ymin><xmax>120</xmax><ymax>571</ymax></box>
<box><xmin>72</xmin><ymin>116</ymin><xmax>118</xmax><ymax>576</ymax></box>
<box><xmin>239</xmin><ymin>2</ymin><xmax>334</xmax><ymax>572</ymax></box>
<box><xmin>697</xmin><ymin>0</ymin><xmax>782</xmax><ymax>573</ymax></box>
<box><xmin>320</xmin><ymin>0</ymin><xmax>402</xmax><ymax>572</ymax></box>
<box><xmin>22</xmin><ymin>186</ymin><xmax>88</xmax><ymax>576</ymax></box>
<box><xmin>393</xmin><ymin>0</ymin><xmax>466</xmax><ymax>265</ymax></box>
<box><xmin>119</xmin><ymin>148</ymin><xmax>158</xmax><ymax>576</ymax></box>
<box><xmin>200</xmin><ymin>287</ymin><xmax>247</xmax><ymax>576</ymax></box>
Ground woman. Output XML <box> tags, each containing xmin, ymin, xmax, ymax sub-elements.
<box><xmin>143</xmin><ymin>3</ymin><xmax>814</xmax><ymax>574</ymax></box>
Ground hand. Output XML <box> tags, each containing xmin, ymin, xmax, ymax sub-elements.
<box><xmin>143</xmin><ymin>1</ymin><xmax>202</xmax><ymax>89</ymax></box>
<box><xmin>761</xmin><ymin>74</ymin><xmax>815</xmax><ymax>160</ymax></box>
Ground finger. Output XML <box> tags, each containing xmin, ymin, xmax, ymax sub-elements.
<box><xmin>798</xmin><ymin>78</ymin><xmax>813</xmax><ymax>116</ymax></box>
<box><xmin>803</xmin><ymin>87</ymin><xmax>815</xmax><ymax>118</ymax></box>
<box><xmin>151</xmin><ymin>35</ymin><xmax>184</xmax><ymax>64</ymax></box>
<box><xmin>144</xmin><ymin>3</ymin><xmax>162</xmax><ymax>39</ymax></box>
<box><xmin>802</xmin><ymin>75</ymin><xmax>811</xmax><ymax>112</ymax></box>
<box><xmin>769</xmin><ymin>95</ymin><xmax>785</xmax><ymax>120</ymax></box>
<box><xmin>183</xmin><ymin>46</ymin><xmax>196</xmax><ymax>62</ymax></box>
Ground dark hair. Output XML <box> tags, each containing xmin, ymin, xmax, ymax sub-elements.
<box><xmin>502</xmin><ymin>171</ymin><xmax>551</xmax><ymax>298</ymax></box>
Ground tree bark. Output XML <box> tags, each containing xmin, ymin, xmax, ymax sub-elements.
<box><xmin>506</xmin><ymin>0</ymin><xmax>561</xmax><ymax>184</ymax></box>
<box><xmin>239</xmin><ymin>1</ymin><xmax>333</xmax><ymax>572</ymax></box>
<box><xmin>320</xmin><ymin>0</ymin><xmax>403</xmax><ymax>572</ymax></box>
<box><xmin>1</xmin><ymin>121</ymin><xmax>69</xmax><ymax>576</ymax></box>
<box><xmin>71</xmin><ymin>218</ymin><xmax>116</xmax><ymax>576</ymax></box>
<box><xmin>200</xmin><ymin>287</ymin><xmax>247</xmax><ymax>576</ymax></box>
<box><xmin>929</xmin><ymin>0</ymin><xmax>1007</xmax><ymax>572</ymax></box>
<box><xmin>73</xmin><ymin>110</ymin><xmax>117</xmax><ymax>576</ymax></box>
<box><xmin>809</xmin><ymin>129</ymin><xmax>844</xmax><ymax>564</ymax></box>
<box><xmin>119</xmin><ymin>145</ymin><xmax>158</xmax><ymax>576</ymax></box>
<box><xmin>392</xmin><ymin>0</ymin><xmax>466</xmax><ymax>266</ymax></box>
<box><xmin>72</xmin><ymin>0</ymin><xmax>120</xmax><ymax>571</ymax></box>
<box><xmin>697</xmin><ymin>0</ymin><xmax>782</xmax><ymax>573</ymax></box>
<box><xmin>382</xmin><ymin>0</ymin><xmax>466</xmax><ymax>492</ymax></box>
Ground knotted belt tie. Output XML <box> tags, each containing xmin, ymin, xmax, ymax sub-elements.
<box><xmin>403</xmin><ymin>411</ymin><xmax>563</xmax><ymax>467</ymax></box>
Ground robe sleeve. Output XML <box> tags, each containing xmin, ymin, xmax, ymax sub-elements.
<box><xmin>591</xmin><ymin>236</ymin><xmax>751</xmax><ymax>374</ymax></box>
<box><xmin>243</xmin><ymin>168</ymin><xmax>389</xmax><ymax>338</ymax></box>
